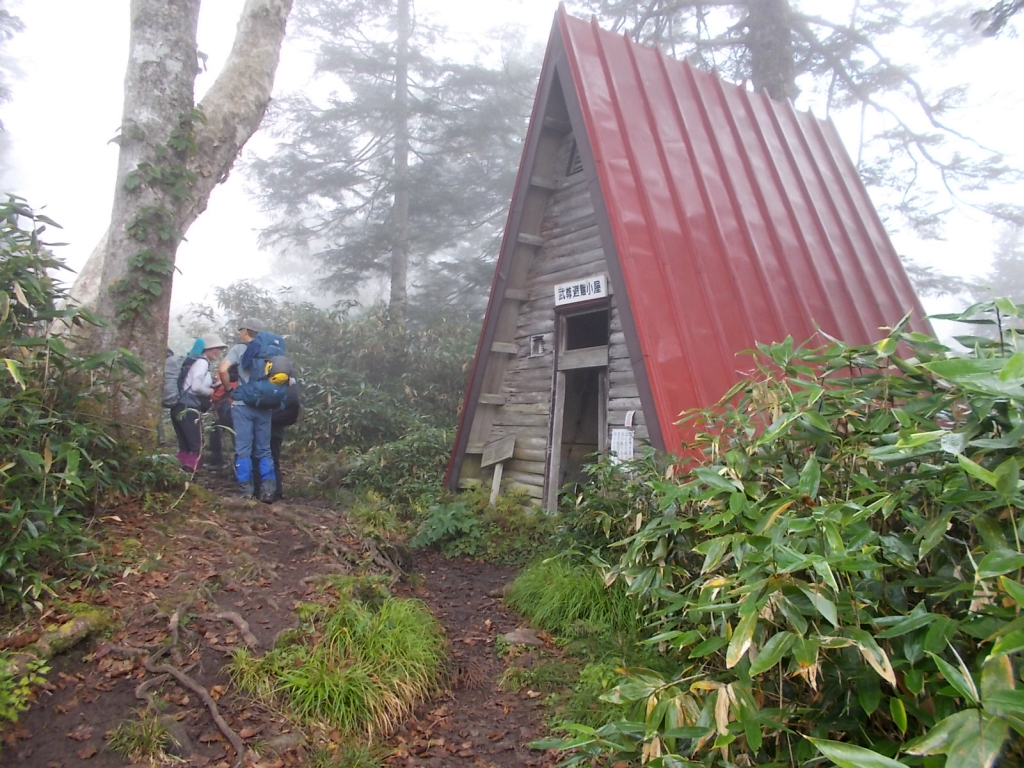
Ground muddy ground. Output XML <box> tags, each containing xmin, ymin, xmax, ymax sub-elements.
<box><xmin>0</xmin><ymin>476</ymin><xmax>563</xmax><ymax>767</ymax></box>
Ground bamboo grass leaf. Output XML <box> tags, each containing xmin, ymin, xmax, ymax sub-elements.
<box><xmin>916</xmin><ymin>510</ymin><xmax>954</xmax><ymax>560</ymax></box>
<box><xmin>958</xmin><ymin>455</ymin><xmax>1000</xmax><ymax>488</ymax></box>
<box><xmin>981</xmin><ymin>654</ymin><xmax>1016</xmax><ymax>715</ymax></box>
<box><xmin>726</xmin><ymin>611</ymin><xmax>758</xmax><ymax>669</ymax></box>
<box><xmin>798</xmin><ymin>585</ymin><xmax>838</xmax><ymax>627</ymax></box>
<box><xmin>889</xmin><ymin>696</ymin><xmax>908</xmax><ymax>734</ymax></box>
<box><xmin>846</xmin><ymin>627</ymin><xmax>897</xmax><ymax>687</ymax></box>
<box><xmin>946</xmin><ymin>711</ymin><xmax>1009</xmax><ymax>768</ymax></box>
<box><xmin>905</xmin><ymin>710</ymin><xmax>975</xmax><ymax>755</ymax></box>
<box><xmin>998</xmin><ymin>576</ymin><xmax>1024</xmax><ymax>607</ymax></box>
<box><xmin>748</xmin><ymin>631</ymin><xmax>796</xmax><ymax>675</ymax></box>
<box><xmin>991</xmin><ymin>629</ymin><xmax>1024</xmax><ymax>656</ymax></box>
<box><xmin>806</xmin><ymin>737</ymin><xmax>908</xmax><ymax>767</ymax></box>
<box><xmin>928</xmin><ymin>651</ymin><xmax>980</xmax><ymax>705</ymax></box>
<box><xmin>977</xmin><ymin>549</ymin><xmax>1024</xmax><ymax>579</ymax></box>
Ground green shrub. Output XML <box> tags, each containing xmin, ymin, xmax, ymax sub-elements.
<box><xmin>540</xmin><ymin>308</ymin><xmax>1024</xmax><ymax>767</ymax></box>
<box><xmin>410</xmin><ymin>499</ymin><xmax>484</xmax><ymax>555</ymax></box>
<box><xmin>0</xmin><ymin>198</ymin><xmax>180</xmax><ymax>611</ymax></box>
<box><xmin>0</xmin><ymin>655</ymin><xmax>48</xmax><ymax>725</ymax></box>
<box><xmin>410</xmin><ymin>489</ymin><xmax>557</xmax><ymax>565</ymax></box>
<box><xmin>345</xmin><ymin>426</ymin><xmax>453</xmax><ymax>508</ymax></box>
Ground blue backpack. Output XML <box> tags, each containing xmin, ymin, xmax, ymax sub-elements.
<box><xmin>232</xmin><ymin>331</ymin><xmax>292</xmax><ymax>410</ymax></box>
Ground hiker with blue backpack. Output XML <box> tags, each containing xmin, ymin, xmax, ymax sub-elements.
<box><xmin>218</xmin><ymin>318</ymin><xmax>293</xmax><ymax>503</ymax></box>
<box><xmin>164</xmin><ymin>334</ymin><xmax>228</xmax><ymax>472</ymax></box>
<box><xmin>254</xmin><ymin>370</ymin><xmax>301</xmax><ymax>503</ymax></box>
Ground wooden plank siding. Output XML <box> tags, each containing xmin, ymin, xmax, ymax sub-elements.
<box><xmin>478</xmin><ymin>132</ymin><xmax>649</xmax><ymax>500</ymax></box>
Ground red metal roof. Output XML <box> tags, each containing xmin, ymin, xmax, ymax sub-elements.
<box><xmin>556</xmin><ymin>10</ymin><xmax>929</xmax><ymax>451</ymax></box>
<box><xmin>446</xmin><ymin>9</ymin><xmax>930</xmax><ymax>485</ymax></box>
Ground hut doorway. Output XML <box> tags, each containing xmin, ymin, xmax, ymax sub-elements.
<box><xmin>546</xmin><ymin>305</ymin><xmax>610</xmax><ymax>509</ymax></box>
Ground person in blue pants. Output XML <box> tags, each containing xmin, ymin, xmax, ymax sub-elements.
<box><xmin>218</xmin><ymin>318</ymin><xmax>277</xmax><ymax>503</ymax></box>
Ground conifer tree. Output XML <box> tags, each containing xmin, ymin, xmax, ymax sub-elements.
<box><xmin>248</xmin><ymin>0</ymin><xmax>537</xmax><ymax>324</ymax></box>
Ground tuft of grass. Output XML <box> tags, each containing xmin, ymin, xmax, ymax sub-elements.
<box><xmin>229</xmin><ymin>592</ymin><xmax>446</xmax><ymax>741</ymax></box>
<box><xmin>106</xmin><ymin>709</ymin><xmax>171</xmax><ymax>762</ymax></box>
<box><xmin>347</xmin><ymin>494</ymin><xmax>407</xmax><ymax>540</ymax></box>
<box><xmin>505</xmin><ymin>555</ymin><xmax>641</xmax><ymax>641</ymax></box>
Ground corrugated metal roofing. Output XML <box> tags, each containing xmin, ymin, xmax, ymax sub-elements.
<box><xmin>557</xmin><ymin>10</ymin><xmax>929</xmax><ymax>451</ymax></box>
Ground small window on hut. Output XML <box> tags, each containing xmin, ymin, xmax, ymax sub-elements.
<box><xmin>566</xmin><ymin>140</ymin><xmax>584</xmax><ymax>177</ymax></box>
<box><xmin>565</xmin><ymin>309</ymin><xmax>609</xmax><ymax>350</ymax></box>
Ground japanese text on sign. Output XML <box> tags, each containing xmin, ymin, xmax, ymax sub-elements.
<box><xmin>554</xmin><ymin>274</ymin><xmax>607</xmax><ymax>306</ymax></box>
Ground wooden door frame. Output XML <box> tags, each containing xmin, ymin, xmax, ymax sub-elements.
<box><xmin>544</xmin><ymin>302</ymin><xmax>610</xmax><ymax>511</ymax></box>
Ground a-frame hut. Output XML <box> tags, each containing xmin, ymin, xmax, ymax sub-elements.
<box><xmin>447</xmin><ymin>8</ymin><xmax>930</xmax><ymax>510</ymax></box>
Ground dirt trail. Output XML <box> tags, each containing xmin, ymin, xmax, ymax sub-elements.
<box><xmin>0</xmin><ymin>483</ymin><xmax>559</xmax><ymax>767</ymax></box>
<box><xmin>387</xmin><ymin>552</ymin><xmax>557</xmax><ymax>767</ymax></box>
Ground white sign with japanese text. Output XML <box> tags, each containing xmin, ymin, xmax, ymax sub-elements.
<box><xmin>610</xmin><ymin>428</ymin><xmax>635</xmax><ymax>464</ymax></box>
<box><xmin>554</xmin><ymin>274</ymin><xmax>608</xmax><ymax>306</ymax></box>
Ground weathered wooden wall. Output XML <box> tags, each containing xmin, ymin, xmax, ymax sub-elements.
<box><xmin>480</xmin><ymin>132</ymin><xmax>649</xmax><ymax>501</ymax></box>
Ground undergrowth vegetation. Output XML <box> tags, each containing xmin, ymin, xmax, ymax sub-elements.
<box><xmin>505</xmin><ymin>556</ymin><xmax>640</xmax><ymax>640</ymax></box>
<box><xmin>0</xmin><ymin>199</ymin><xmax>182</xmax><ymax>613</ymax></box>
<box><xmin>409</xmin><ymin>488</ymin><xmax>558</xmax><ymax>565</ymax></box>
<box><xmin>228</xmin><ymin>576</ymin><xmax>446</xmax><ymax>747</ymax></box>
<box><xmin>528</xmin><ymin>307</ymin><xmax>1024</xmax><ymax>767</ymax></box>
<box><xmin>0</xmin><ymin>655</ymin><xmax>47</xmax><ymax>725</ymax></box>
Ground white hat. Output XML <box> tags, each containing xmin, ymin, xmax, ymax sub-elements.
<box><xmin>201</xmin><ymin>334</ymin><xmax>227</xmax><ymax>350</ymax></box>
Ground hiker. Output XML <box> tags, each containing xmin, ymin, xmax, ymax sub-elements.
<box><xmin>219</xmin><ymin>318</ymin><xmax>282</xmax><ymax>503</ymax></box>
<box><xmin>170</xmin><ymin>334</ymin><xmax>228</xmax><ymax>472</ymax></box>
<box><xmin>255</xmin><ymin>370</ymin><xmax>301</xmax><ymax>502</ymax></box>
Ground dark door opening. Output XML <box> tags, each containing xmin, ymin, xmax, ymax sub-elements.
<box><xmin>558</xmin><ymin>367</ymin><xmax>602</xmax><ymax>488</ymax></box>
<box><xmin>546</xmin><ymin>303</ymin><xmax>610</xmax><ymax>509</ymax></box>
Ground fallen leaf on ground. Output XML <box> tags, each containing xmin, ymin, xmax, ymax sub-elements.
<box><xmin>66</xmin><ymin>724</ymin><xmax>93</xmax><ymax>741</ymax></box>
<box><xmin>53</xmin><ymin>697</ymin><xmax>78</xmax><ymax>714</ymax></box>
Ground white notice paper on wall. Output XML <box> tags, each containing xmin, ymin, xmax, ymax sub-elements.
<box><xmin>610</xmin><ymin>428</ymin><xmax>635</xmax><ymax>463</ymax></box>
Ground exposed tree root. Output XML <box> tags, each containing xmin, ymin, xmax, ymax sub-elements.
<box><xmin>106</xmin><ymin>599</ymin><xmax>249</xmax><ymax>768</ymax></box>
<box><xmin>134</xmin><ymin>671</ymin><xmax>171</xmax><ymax>707</ymax></box>
<box><xmin>200</xmin><ymin>611</ymin><xmax>260</xmax><ymax>650</ymax></box>
<box><xmin>147</xmin><ymin>658</ymin><xmax>246</xmax><ymax>767</ymax></box>
<box><xmin>273</xmin><ymin>506</ymin><xmax>406</xmax><ymax>582</ymax></box>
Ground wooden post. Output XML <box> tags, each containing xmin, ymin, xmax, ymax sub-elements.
<box><xmin>481</xmin><ymin>435</ymin><xmax>516</xmax><ymax>506</ymax></box>
<box><xmin>489</xmin><ymin>462</ymin><xmax>504</xmax><ymax>506</ymax></box>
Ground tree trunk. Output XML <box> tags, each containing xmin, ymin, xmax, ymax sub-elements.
<box><xmin>70</xmin><ymin>0</ymin><xmax>293</xmax><ymax>442</ymax></box>
<box><xmin>390</xmin><ymin>0</ymin><xmax>411</xmax><ymax>326</ymax></box>
<box><xmin>746</xmin><ymin>0</ymin><xmax>798</xmax><ymax>101</ymax></box>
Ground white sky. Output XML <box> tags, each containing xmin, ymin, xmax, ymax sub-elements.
<box><xmin>3</xmin><ymin>0</ymin><xmax>1023</xmax><ymax>331</ymax></box>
